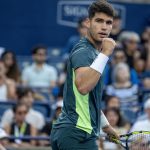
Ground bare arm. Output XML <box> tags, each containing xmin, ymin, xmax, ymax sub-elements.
<box><xmin>30</xmin><ymin>125</ymin><xmax>37</xmax><ymax>146</ymax></box>
<box><xmin>75</xmin><ymin>67</ymin><xmax>100</xmax><ymax>95</ymax></box>
<box><xmin>6</xmin><ymin>79</ymin><xmax>17</xmax><ymax>100</ymax></box>
<box><xmin>74</xmin><ymin>38</ymin><xmax>116</xmax><ymax>95</ymax></box>
<box><xmin>2</xmin><ymin>124</ymin><xmax>11</xmax><ymax>146</ymax></box>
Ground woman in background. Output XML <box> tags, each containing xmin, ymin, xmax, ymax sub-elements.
<box><xmin>105</xmin><ymin>62</ymin><xmax>139</xmax><ymax>115</ymax></box>
<box><xmin>1</xmin><ymin>51</ymin><xmax>20</xmax><ymax>83</ymax></box>
<box><xmin>100</xmin><ymin>108</ymin><xmax>130</xmax><ymax>150</ymax></box>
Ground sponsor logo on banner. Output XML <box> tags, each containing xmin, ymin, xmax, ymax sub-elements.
<box><xmin>57</xmin><ymin>0</ymin><xmax>126</xmax><ymax>28</ymax></box>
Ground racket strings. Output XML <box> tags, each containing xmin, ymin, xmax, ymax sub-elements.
<box><xmin>128</xmin><ymin>133</ymin><xmax>150</xmax><ymax>150</ymax></box>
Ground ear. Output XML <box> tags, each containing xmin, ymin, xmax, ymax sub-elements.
<box><xmin>32</xmin><ymin>54</ymin><xmax>36</xmax><ymax>60</ymax></box>
<box><xmin>86</xmin><ymin>18</ymin><xmax>90</xmax><ymax>28</ymax></box>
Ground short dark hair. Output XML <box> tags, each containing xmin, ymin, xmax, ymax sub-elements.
<box><xmin>104</xmin><ymin>107</ymin><xmax>124</xmax><ymax>127</ymax></box>
<box><xmin>78</xmin><ymin>17</ymin><xmax>87</xmax><ymax>28</ymax></box>
<box><xmin>16</xmin><ymin>87</ymin><xmax>33</xmax><ymax>100</ymax></box>
<box><xmin>32</xmin><ymin>45</ymin><xmax>47</xmax><ymax>55</ymax></box>
<box><xmin>88</xmin><ymin>0</ymin><xmax>115</xmax><ymax>19</ymax></box>
<box><xmin>12</xmin><ymin>102</ymin><xmax>28</xmax><ymax>113</ymax></box>
<box><xmin>105</xmin><ymin>95</ymin><xmax>119</xmax><ymax>106</ymax></box>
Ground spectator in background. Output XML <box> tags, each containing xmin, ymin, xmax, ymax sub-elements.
<box><xmin>57</xmin><ymin>61</ymin><xmax>67</xmax><ymax>101</ymax></box>
<box><xmin>143</xmin><ymin>78</ymin><xmax>150</xmax><ymax>89</ymax></box>
<box><xmin>1</xmin><ymin>51</ymin><xmax>21</xmax><ymax>84</ymax></box>
<box><xmin>0</xmin><ymin>61</ymin><xmax>16</xmax><ymax>101</ymax></box>
<box><xmin>22</xmin><ymin>46</ymin><xmax>57</xmax><ymax>88</ymax></box>
<box><xmin>63</xmin><ymin>17</ymin><xmax>88</xmax><ymax>54</ymax></box>
<box><xmin>140</xmin><ymin>26</ymin><xmax>150</xmax><ymax>74</ymax></box>
<box><xmin>119</xmin><ymin>31</ymin><xmax>141</xmax><ymax>68</ymax></box>
<box><xmin>141</xmin><ymin>26</ymin><xmax>150</xmax><ymax>46</ymax></box>
<box><xmin>104</xmin><ymin>49</ymin><xmax>139</xmax><ymax>85</ymax></box>
<box><xmin>105</xmin><ymin>63</ymin><xmax>139</xmax><ymax>112</ymax></box>
<box><xmin>105</xmin><ymin>96</ymin><xmax>130</xmax><ymax>128</ymax></box>
<box><xmin>58</xmin><ymin>61</ymin><xmax>67</xmax><ymax>86</ymax></box>
<box><xmin>105</xmin><ymin>96</ymin><xmax>121</xmax><ymax>109</ymax></box>
<box><xmin>1</xmin><ymin>88</ymin><xmax>45</xmax><ymax>130</ymax></box>
<box><xmin>101</xmin><ymin>108</ymin><xmax>129</xmax><ymax>150</ymax></box>
<box><xmin>110</xmin><ymin>14</ymin><xmax>124</xmax><ymax>41</ymax></box>
<box><xmin>3</xmin><ymin>103</ymin><xmax>37</xmax><ymax>148</ymax></box>
<box><xmin>131</xmin><ymin>98</ymin><xmax>150</xmax><ymax>131</ymax></box>
<box><xmin>134</xmin><ymin>58</ymin><xmax>146</xmax><ymax>85</ymax></box>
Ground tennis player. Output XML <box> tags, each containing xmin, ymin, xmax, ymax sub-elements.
<box><xmin>51</xmin><ymin>1</ymin><xmax>118</xmax><ymax>149</ymax></box>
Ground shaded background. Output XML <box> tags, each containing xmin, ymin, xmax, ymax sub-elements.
<box><xmin>0</xmin><ymin>0</ymin><xmax>149</xmax><ymax>55</ymax></box>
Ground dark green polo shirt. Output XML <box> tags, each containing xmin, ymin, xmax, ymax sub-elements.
<box><xmin>54</xmin><ymin>37</ymin><xmax>103</xmax><ymax>137</ymax></box>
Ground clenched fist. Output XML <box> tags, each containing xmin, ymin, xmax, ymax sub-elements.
<box><xmin>101</xmin><ymin>38</ymin><xmax>116</xmax><ymax>56</ymax></box>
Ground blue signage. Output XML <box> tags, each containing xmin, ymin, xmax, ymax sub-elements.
<box><xmin>57</xmin><ymin>0</ymin><xmax>126</xmax><ymax>28</ymax></box>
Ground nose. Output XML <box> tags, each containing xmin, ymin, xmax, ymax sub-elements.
<box><xmin>101</xmin><ymin>22</ymin><xmax>107</xmax><ymax>30</ymax></box>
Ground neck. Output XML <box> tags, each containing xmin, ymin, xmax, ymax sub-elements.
<box><xmin>0</xmin><ymin>77</ymin><xmax>4</xmax><ymax>85</ymax></box>
<box><xmin>87</xmin><ymin>31</ymin><xmax>102</xmax><ymax>51</ymax></box>
<box><xmin>126</xmin><ymin>49</ymin><xmax>133</xmax><ymax>55</ymax></box>
<box><xmin>35</xmin><ymin>63</ymin><xmax>44</xmax><ymax>68</ymax></box>
<box><xmin>17</xmin><ymin>121</ymin><xmax>24</xmax><ymax>127</ymax></box>
<box><xmin>115</xmin><ymin>81</ymin><xmax>131</xmax><ymax>88</ymax></box>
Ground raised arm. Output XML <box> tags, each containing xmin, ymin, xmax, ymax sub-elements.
<box><xmin>75</xmin><ymin>38</ymin><xmax>116</xmax><ymax>95</ymax></box>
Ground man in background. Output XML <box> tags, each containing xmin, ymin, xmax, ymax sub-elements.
<box><xmin>63</xmin><ymin>17</ymin><xmax>88</xmax><ymax>54</ymax></box>
<box><xmin>22</xmin><ymin>46</ymin><xmax>57</xmax><ymax>88</ymax></box>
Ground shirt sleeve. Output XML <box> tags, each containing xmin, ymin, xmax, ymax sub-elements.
<box><xmin>49</xmin><ymin>67</ymin><xmax>58</xmax><ymax>82</ymax></box>
<box><xmin>22</xmin><ymin>68</ymin><xmax>30</xmax><ymax>82</ymax></box>
<box><xmin>71</xmin><ymin>48</ymin><xmax>93</xmax><ymax>70</ymax></box>
<box><xmin>0</xmin><ymin>109</ymin><xmax>14</xmax><ymax>128</ymax></box>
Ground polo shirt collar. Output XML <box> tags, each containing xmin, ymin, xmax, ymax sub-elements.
<box><xmin>32</xmin><ymin>63</ymin><xmax>46</xmax><ymax>71</ymax></box>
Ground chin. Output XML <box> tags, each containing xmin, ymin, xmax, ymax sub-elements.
<box><xmin>98</xmin><ymin>36</ymin><xmax>106</xmax><ymax>41</ymax></box>
<box><xmin>96</xmin><ymin>38</ymin><xmax>103</xmax><ymax>43</ymax></box>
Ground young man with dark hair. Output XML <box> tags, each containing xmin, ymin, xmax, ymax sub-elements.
<box><xmin>22</xmin><ymin>46</ymin><xmax>58</xmax><ymax>88</ymax></box>
<box><xmin>51</xmin><ymin>1</ymin><xmax>118</xmax><ymax>150</ymax></box>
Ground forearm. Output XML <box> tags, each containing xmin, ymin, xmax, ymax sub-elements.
<box><xmin>7</xmin><ymin>86</ymin><xmax>16</xmax><ymax>100</ymax></box>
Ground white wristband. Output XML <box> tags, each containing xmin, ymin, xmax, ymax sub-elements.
<box><xmin>90</xmin><ymin>53</ymin><xmax>109</xmax><ymax>74</ymax></box>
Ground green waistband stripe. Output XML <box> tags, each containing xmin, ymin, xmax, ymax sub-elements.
<box><xmin>73</xmin><ymin>70</ymin><xmax>93</xmax><ymax>134</ymax></box>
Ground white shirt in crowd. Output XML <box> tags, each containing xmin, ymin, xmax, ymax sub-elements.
<box><xmin>0</xmin><ymin>108</ymin><xmax>45</xmax><ymax>130</ymax></box>
<box><xmin>22</xmin><ymin>63</ymin><xmax>57</xmax><ymax>87</ymax></box>
<box><xmin>131</xmin><ymin>119</ymin><xmax>150</xmax><ymax>132</ymax></box>
<box><xmin>0</xmin><ymin>84</ymin><xmax>7</xmax><ymax>101</ymax></box>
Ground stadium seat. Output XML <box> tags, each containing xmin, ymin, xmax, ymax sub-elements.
<box><xmin>16</xmin><ymin>56</ymin><xmax>33</xmax><ymax>71</ymax></box>
<box><xmin>33</xmin><ymin>101</ymin><xmax>51</xmax><ymax>118</ymax></box>
<box><xmin>47</xmin><ymin>47</ymin><xmax>63</xmax><ymax>57</ymax></box>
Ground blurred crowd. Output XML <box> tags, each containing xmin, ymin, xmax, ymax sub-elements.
<box><xmin>0</xmin><ymin>13</ymin><xmax>150</xmax><ymax>150</ymax></box>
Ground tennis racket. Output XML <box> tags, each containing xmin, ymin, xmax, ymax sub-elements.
<box><xmin>108</xmin><ymin>131</ymin><xmax>150</xmax><ymax>150</ymax></box>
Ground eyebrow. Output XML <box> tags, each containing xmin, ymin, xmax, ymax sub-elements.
<box><xmin>95</xmin><ymin>18</ymin><xmax>113</xmax><ymax>23</ymax></box>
